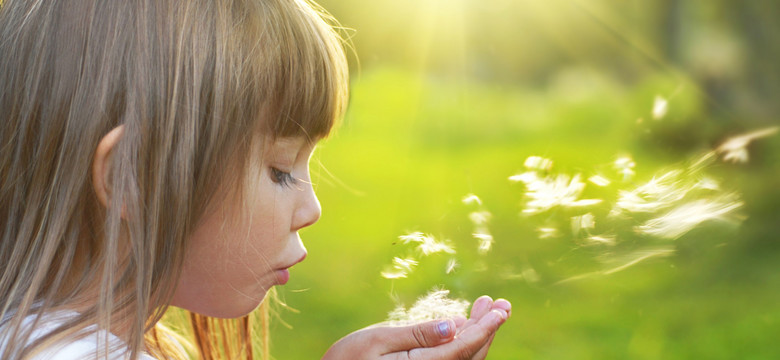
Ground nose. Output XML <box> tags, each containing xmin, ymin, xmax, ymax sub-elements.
<box><xmin>292</xmin><ymin>180</ymin><xmax>321</xmax><ymax>231</ymax></box>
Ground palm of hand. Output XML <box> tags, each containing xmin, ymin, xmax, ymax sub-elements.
<box><xmin>322</xmin><ymin>296</ymin><xmax>511</xmax><ymax>360</ymax></box>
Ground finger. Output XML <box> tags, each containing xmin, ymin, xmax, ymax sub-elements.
<box><xmin>471</xmin><ymin>333</ymin><xmax>496</xmax><ymax>360</ymax></box>
<box><xmin>492</xmin><ymin>298</ymin><xmax>512</xmax><ymax>318</ymax></box>
<box><xmin>470</xmin><ymin>296</ymin><xmax>493</xmax><ymax>320</ymax></box>
<box><xmin>417</xmin><ymin>309</ymin><xmax>507</xmax><ymax>360</ymax></box>
<box><xmin>453</xmin><ymin>315</ymin><xmax>467</xmax><ymax>328</ymax></box>
<box><xmin>377</xmin><ymin>319</ymin><xmax>457</xmax><ymax>354</ymax></box>
<box><xmin>457</xmin><ymin>296</ymin><xmax>493</xmax><ymax>335</ymax></box>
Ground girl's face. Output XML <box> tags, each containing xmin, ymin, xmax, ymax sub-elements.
<box><xmin>170</xmin><ymin>137</ymin><xmax>321</xmax><ymax>318</ymax></box>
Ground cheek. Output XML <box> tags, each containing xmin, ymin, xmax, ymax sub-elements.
<box><xmin>170</xmin><ymin>202</ymin><xmax>282</xmax><ymax>316</ymax></box>
<box><xmin>194</xmin><ymin>206</ymin><xmax>280</xmax><ymax>278</ymax></box>
<box><xmin>232</xmin><ymin>217</ymin><xmax>281</xmax><ymax>268</ymax></box>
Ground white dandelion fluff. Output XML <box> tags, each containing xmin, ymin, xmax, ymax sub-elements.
<box><xmin>615</xmin><ymin>170</ymin><xmax>693</xmax><ymax>213</ymax></box>
<box><xmin>387</xmin><ymin>289</ymin><xmax>470</xmax><ymax>325</ymax></box>
<box><xmin>392</xmin><ymin>257</ymin><xmax>419</xmax><ymax>272</ymax></box>
<box><xmin>445</xmin><ymin>258</ymin><xmax>459</xmax><ymax>274</ymax></box>
<box><xmin>380</xmin><ymin>257</ymin><xmax>420</xmax><ymax>279</ymax></box>
<box><xmin>537</xmin><ymin>227</ymin><xmax>560</xmax><ymax>239</ymax></box>
<box><xmin>468</xmin><ymin>211</ymin><xmax>492</xmax><ymax>226</ymax></box>
<box><xmin>614</xmin><ymin>156</ymin><xmax>636</xmax><ymax>181</ymax></box>
<box><xmin>462</xmin><ymin>194</ymin><xmax>482</xmax><ymax>206</ymax></box>
<box><xmin>462</xmin><ymin>194</ymin><xmax>495</xmax><ymax>254</ymax></box>
<box><xmin>473</xmin><ymin>232</ymin><xmax>494</xmax><ymax>254</ymax></box>
<box><xmin>652</xmin><ymin>95</ymin><xmax>669</xmax><ymax>120</ymax></box>
<box><xmin>521</xmin><ymin>173</ymin><xmax>602</xmax><ymax>214</ymax></box>
<box><xmin>637</xmin><ymin>196</ymin><xmax>743</xmax><ymax>239</ymax></box>
<box><xmin>588</xmin><ymin>175</ymin><xmax>611</xmax><ymax>187</ymax></box>
<box><xmin>398</xmin><ymin>232</ymin><xmax>427</xmax><ymax>244</ymax></box>
<box><xmin>586</xmin><ymin>234</ymin><xmax>616</xmax><ymax>246</ymax></box>
<box><xmin>695</xmin><ymin>177</ymin><xmax>720</xmax><ymax>191</ymax></box>
<box><xmin>399</xmin><ymin>232</ymin><xmax>455</xmax><ymax>256</ymax></box>
<box><xmin>509</xmin><ymin>171</ymin><xmax>538</xmax><ymax>183</ymax></box>
<box><xmin>716</xmin><ymin>126</ymin><xmax>779</xmax><ymax>164</ymax></box>
<box><xmin>380</xmin><ymin>269</ymin><xmax>409</xmax><ymax>279</ymax></box>
<box><xmin>571</xmin><ymin>213</ymin><xmax>596</xmax><ymax>235</ymax></box>
<box><xmin>524</xmin><ymin>156</ymin><xmax>554</xmax><ymax>171</ymax></box>
<box><xmin>512</xmin><ymin>158</ymin><xmax>603</xmax><ymax>214</ymax></box>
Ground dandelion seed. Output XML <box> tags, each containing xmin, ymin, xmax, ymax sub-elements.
<box><xmin>524</xmin><ymin>156</ymin><xmax>553</xmax><ymax>171</ymax></box>
<box><xmin>537</xmin><ymin>227</ymin><xmax>559</xmax><ymax>238</ymax></box>
<box><xmin>509</xmin><ymin>171</ymin><xmax>538</xmax><ymax>183</ymax></box>
<box><xmin>690</xmin><ymin>151</ymin><xmax>717</xmax><ymax>171</ymax></box>
<box><xmin>380</xmin><ymin>257</ymin><xmax>419</xmax><ymax>279</ymax></box>
<box><xmin>716</xmin><ymin>126</ymin><xmax>779</xmax><ymax>163</ymax></box>
<box><xmin>722</xmin><ymin>147</ymin><xmax>749</xmax><ymax>163</ymax></box>
<box><xmin>387</xmin><ymin>289</ymin><xmax>470</xmax><ymax>325</ymax></box>
<box><xmin>652</xmin><ymin>95</ymin><xmax>668</xmax><ymax>120</ymax></box>
<box><xmin>446</xmin><ymin>258</ymin><xmax>459</xmax><ymax>274</ymax></box>
<box><xmin>619</xmin><ymin>168</ymin><xmax>635</xmax><ymax>180</ymax></box>
<box><xmin>637</xmin><ymin>196</ymin><xmax>743</xmax><ymax>239</ymax></box>
<box><xmin>586</xmin><ymin>234</ymin><xmax>616</xmax><ymax>246</ymax></box>
<box><xmin>468</xmin><ymin>211</ymin><xmax>492</xmax><ymax>226</ymax></box>
<box><xmin>462</xmin><ymin>194</ymin><xmax>482</xmax><ymax>206</ymax></box>
<box><xmin>473</xmin><ymin>233</ymin><xmax>494</xmax><ymax>254</ymax></box>
<box><xmin>614</xmin><ymin>156</ymin><xmax>636</xmax><ymax>181</ymax></box>
<box><xmin>588</xmin><ymin>175</ymin><xmax>611</xmax><ymax>187</ymax></box>
<box><xmin>615</xmin><ymin>156</ymin><xmax>635</xmax><ymax>169</ymax></box>
<box><xmin>615</xmin><ymin>170</ymin><xmax>692</xmax><ymax>213</ymax></box>
<box><xmin>380</xmin><ymin>269</ymin><xmax>408</xmax><ymax>279</ymax></box>
<box><xmin>695</xmin><ymin>177</ymin><xmax>720</xmax><ymax>191</ymax></box>
<box><xmin>571</xmin><ymin>213</ymin><xmax>595</xmax><ymax>235</ymax></box>
<box><xmin>522</xmin><ymin>174</ymin><xmax>602</xmax><ymax>214</ymax></box>
<box><xmin>420</xmin><ymin>239</ymin><xmax>455</xmax><ymax>256</ymax></box>
<box><xmin>399</xmin><ymin>233</ymin><xmax>455</xmax><ymax>256</ymax></box>
<box><xmin>571</xmin><ymin>199</ymin><xmax>603</xmax><ymax>207</ymax></box>
<box><xmin>398</xmin><ymin>232</ymin><xmax>427</xmax><ymax>244</ymax></box>
<box><xmin>392</xmin><ymin>257</ymin><xmax>418</xmax><ymax>272</ymax></box>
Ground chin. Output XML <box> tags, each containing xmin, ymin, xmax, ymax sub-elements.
<box><xmin>214</xmin><ymin>294</ymin><xmax>269</xmax><ymax>319</ymax></box>
<box><xmin>175</xmin><ymin>290</ymin><xmax>270</xmax><ymax>319</ymax></box>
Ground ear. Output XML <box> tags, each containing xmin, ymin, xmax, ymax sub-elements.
<box><xmin>92</xmin><ymin>125</ymin><xmax>124</xmax><ymax>211</ymax></box>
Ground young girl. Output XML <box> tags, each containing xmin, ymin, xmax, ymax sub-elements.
<box><xmin>0</xmin><ymin>0</ymin><xmax>511</xmax><ymax>359</ymax></box>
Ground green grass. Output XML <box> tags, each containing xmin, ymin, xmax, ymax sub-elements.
<box><xmin>269</xmin><ymin>67</ymin><xmax>780</xmax><ymax>359</ymax></box>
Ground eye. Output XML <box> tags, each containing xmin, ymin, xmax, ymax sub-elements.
<box><xmin>270</xmin><ymin>167</ymin><xmax>296</xmax><ymax>188</ymax></box>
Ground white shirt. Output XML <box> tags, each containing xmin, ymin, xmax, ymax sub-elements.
<box><xmin>0</xmin><ymin>310</ymin><xmax>156</xmax><ymax>360</ymax></box>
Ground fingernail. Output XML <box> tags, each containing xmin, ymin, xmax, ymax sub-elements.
<box><xmin>437</xmin><ymin>320</ymin><xmax>452</xmax><ymax>337</ymax></box>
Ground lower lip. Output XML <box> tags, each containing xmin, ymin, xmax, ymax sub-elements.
<box><xmin>276</xmin><ymin>269</ymin><xmax>290</xmax><ymax>285</ymax></box>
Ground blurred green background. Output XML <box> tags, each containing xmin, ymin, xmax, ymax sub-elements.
<box><xmin>271</xmin><ymin>0</ymin><xmax>780</xmax><ymax>358</ymax></box>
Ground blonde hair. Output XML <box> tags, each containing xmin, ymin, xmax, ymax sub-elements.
<box><xmin>0</xmin><ymin>0</ymin><xmax>348</xmax><ymax>359</ymax></box>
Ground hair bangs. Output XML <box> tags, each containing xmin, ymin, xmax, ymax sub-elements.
<box><xmin>253</xmin><ymin>0</ymin><xmax>349</xmax><ymax>142</ymax></box>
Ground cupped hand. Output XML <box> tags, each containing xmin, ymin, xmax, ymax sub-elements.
<box><xmin>322</xmin><ymin>296</ymin><xmax>511</xmax><ymax>360</ymax></box>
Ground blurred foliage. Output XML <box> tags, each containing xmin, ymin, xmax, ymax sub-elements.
<box><xmin>270</xmin><ymin>0</ymin><xmax>780</xmax><ymax>359</ymax></box>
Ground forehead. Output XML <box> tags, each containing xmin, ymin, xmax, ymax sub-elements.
<box><xmin>267</xmin><ymin>136</ymin><xmax>307</xmax><ymax>151</ymax></box>
<box><xmin>263</xmin><ymin>136</ymin><xmax>315</xmax><ymax>159</ymax></box>
<box><xmin>270</xmin><ymin>136</ymin><xmax>307</xmax><ymax>148</ymax></box>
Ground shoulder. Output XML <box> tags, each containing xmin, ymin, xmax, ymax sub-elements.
<box><xmin>33</xmin><ymin>336</ymin><xmax>149</xmax><ymax>360</ymax></box>
<box><xmin>1</xmin><ymin>311</ymin><xmax>156</xmax><ymax>360</ymax></box>
<box><xmin>31</xmin><ymin>335</ymin><xmax>157</xmax><ymax>360</ymax></box>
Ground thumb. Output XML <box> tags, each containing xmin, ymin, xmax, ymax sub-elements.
<box><xmin>378</xmin><ymin>319</ymin><xmax>456</xmax><ymax>353</ymax></box>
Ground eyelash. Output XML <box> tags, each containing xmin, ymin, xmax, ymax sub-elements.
<box><xmin>270</xmin><ymin>167</ymin><xmax>296</xmax><ymax>187</ymax></box>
